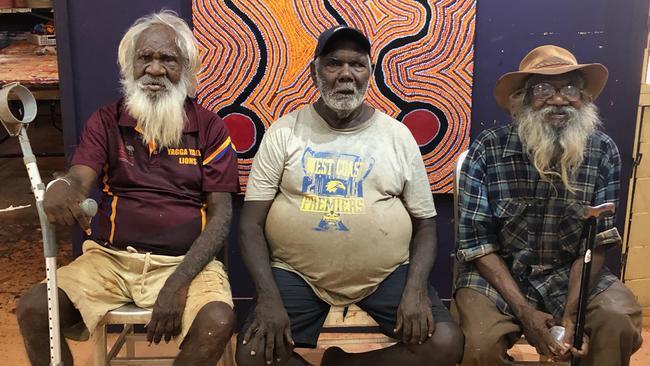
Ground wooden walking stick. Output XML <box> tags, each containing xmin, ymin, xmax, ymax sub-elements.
<box><xmin>571</xmin><ymin>202</ymin><xmax>615</xmax><ymax>366</ymax></box>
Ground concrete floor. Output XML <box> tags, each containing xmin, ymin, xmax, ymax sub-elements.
<box><xmin>1</xmin><ymin>113</ymin><xmax>649</xmax><ymax>365</ymax></box>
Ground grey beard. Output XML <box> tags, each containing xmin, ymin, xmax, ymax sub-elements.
<box><xmin>515</xmin><ymin>102</ymin><xmax>601</xmax><ymax>192</ymax></box>
<box><xmin>315</xmin><ymin>75</ymin><xmax>369</xmax><ymax>119</ymax></box>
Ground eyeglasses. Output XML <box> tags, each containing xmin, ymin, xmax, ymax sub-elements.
<box><xmin>529</xmin><ymin>82</ymin><xmax>582</xmax><ymax>102</ymax></box>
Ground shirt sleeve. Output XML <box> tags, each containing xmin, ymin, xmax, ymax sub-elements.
<box><xmin>201</xmin><ymin>115</ymin><xmax>239</xmax><ymax>192</ymax></box>
<box><xmin>70</xmin><ymin>110</ymin><xmax>109</xmax><ymax>174</ymax></box>
<box><xmin>244</xmin><ymin>123</ymin><xmax>287</xmax><ymax>201</ymax></box>
<box><xmin>593</xmin><ymin>135</ymin><xmax>622</xmax><ymax>249</ymax></box>
<box><xmin>400</xmin><ymin>135</ymin><xmax>436</xmax><ymax>219</ymax></box>
<box><xmin>457</xmin><ymin>138</ymin><xmax>501</xmax><ymax>262</ymax></box>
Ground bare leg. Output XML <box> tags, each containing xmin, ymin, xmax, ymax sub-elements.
<box><xmin>16</xmin><ymin>283</ymin><xmax>83</xmax><ymax>366</ymax></box>
<box><xmin>175</xmin><ymin>301</ymin><xmax>235</xmax><ymax>366</ymax></box>
<box><xmin>321</xmin><ymin>321</ymin><xmax>463</xmax><ymax>366</ymax></box>
<box><xmin>235</xmin><ymin>337</ymin><xmax>313</xmax><ymax>366</ymax></box>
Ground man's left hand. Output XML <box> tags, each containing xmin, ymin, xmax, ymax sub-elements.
<box><xmin>395</xmin><ymin>288</ymin><xmax>435</xmax><ymax>344</ymax></box>
<box><xmin>554</xmin><ymin>317</ymin><xmax>589</xmax><ymax>361</ymax></box>
<box><xmin>146</xmin><ymin>277</ymin><xmax>191</xmax><ymax>344</ymax></box>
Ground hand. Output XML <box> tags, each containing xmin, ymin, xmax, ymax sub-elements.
<box><xmin>556</xmin><ymin>317</ymin><xmax>589</xmax><ymax>361</ymax></box>
<box><xmin>395</xmin><ymin>288</ymin><xmax>435</xmax><ymax>344</ymax></box>
<box><xmin>518</xmin><ymin>309</ymin><xmax>565</xmax><ymax>357</ymax></box>
<box><xmin>146</xmin><ymin>278</ymin><xmax>190</xmax><ymax>344</ymax></box>
<box><xmin>242</xmin><ymin>300</ymin><xmax>294</xmax><ymax>364</ymax></box>
<box><xmin>43</xmin><ymin>178</ymin><xmax>91</xmax><ymax>234</ymax></box>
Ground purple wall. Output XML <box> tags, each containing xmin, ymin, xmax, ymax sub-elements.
<box><xmin>467</xmin><ymin>0</ymin><xmax>650</xmax><ymax>283</ymax></box>
<box><xmin>55</xmin><ymin>0</ymin><xmax>650</xmax><ymax>310</ymax></box>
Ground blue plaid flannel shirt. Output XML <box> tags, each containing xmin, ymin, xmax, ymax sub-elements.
<box><xmin>456</xmin><ymin>124</ymin><xmax>622</xmax><ymax>319</ymax></box>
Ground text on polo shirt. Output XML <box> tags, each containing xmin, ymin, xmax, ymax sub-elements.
<box><xmin>167</xmin><ymin>147</ymin><xmax>202</xmax><ymax>165</ymax></box>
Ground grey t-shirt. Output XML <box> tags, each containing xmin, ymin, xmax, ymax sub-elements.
<box><xmin>245</xmin><ymin>105</ymin><xmax>436</xmax><ymax>305</ymax></box>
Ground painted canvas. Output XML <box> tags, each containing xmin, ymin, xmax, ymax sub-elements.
<box><xmin>193</xmin><ymin>0</ymin><xmax>475</xmax><ymax>192</ymax></box>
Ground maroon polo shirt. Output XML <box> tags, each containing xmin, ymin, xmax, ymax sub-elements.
<box><xmin>71</xmin><ymin>98</ymin><xmax>238</xmax><ymax>256</ymax></box>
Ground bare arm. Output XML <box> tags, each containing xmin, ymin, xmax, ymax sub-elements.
<box><xmin>238</xmin><ymin>200</ymin><xmax>294</xmax><ymax>364</ymax></box>
<box><xmin>396</xmin><ymin>217</ymin><xmax>438</xmax><ymax>344</ymax></box>
<box><xmin>239</xmin><ymin>200</ymin><xmax>283</xmax><ymax>304</ymax></box>
<box><xmin>147</xmin><ymin>191</ymin><xmax>232</xmax><ymax>344</ymax></box>
<box><xmin>562</xmin><ymin>246</ymin><xmax>606</xmax><ymax>322</ymax></box>
<box><xmin>474</xmin><ymin>253</ymin><xmax>531</xmax><ymax>317</ymax></box>
<box><xmin>557</xmin><ymin>245</ymin><xmax>607</xmax><ymax>358</ymax></box>
<box><xmin>170</xmin><ymin>192</ymin><xmax>232</xmax><ymax>282</ymax></box>
<box><xmin>404</xmin><ymin>217</ymin><xmax>437</xmax><ymax>292</ymax></box>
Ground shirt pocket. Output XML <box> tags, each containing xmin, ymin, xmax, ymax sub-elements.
<box><xmin>491</xmin><ymin>198</ymin><xmax>529</xmax><ymax>250</ymax></box>
<box><xmin>558</xmin><ymin>200</ymin><xmax>589</xmax><ymax>257</ymax></box>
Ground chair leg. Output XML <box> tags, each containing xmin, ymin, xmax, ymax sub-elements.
<box><xmin>92</xmin><ymin>324</ymin><xmax>107</xmax><ymax>366</ymax></box>
<box><xmin>125</xmin><ymin>325</ymin><xmax>135</xmax><ymax>358</ymax></box>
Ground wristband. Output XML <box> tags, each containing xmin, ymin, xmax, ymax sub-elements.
<box><xmin>46</xmin><ymin>177</ymin><xmax>72</xmax><ymax>191</ymax></box>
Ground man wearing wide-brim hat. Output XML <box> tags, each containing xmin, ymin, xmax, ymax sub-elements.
<box><xmin>453</xmin><ymin>45</ymin><xmax>643</xmax><ymax>366</ymax></box>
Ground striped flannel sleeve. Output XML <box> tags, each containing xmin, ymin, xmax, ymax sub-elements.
<box><xmin>457</xmin><ymin>138</ymin><xmax>501</xmax><ymax>262</ymax></box>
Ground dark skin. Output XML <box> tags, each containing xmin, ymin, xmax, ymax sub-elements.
<box><xmin>17</xmin><ymin>25</ymin><xmax>234</xmax><ymax>366</ymax></box>
<box><xmin>236</xmin><ymin>39</ymin><xmax>463</xmax><ymax>366</ymax></box>
<box><xmin>527</xmin><ymin>72</ymin><xmax>586</xmax><ymax>125</ymax></box>
<box><xmin>309</xmin><ymin>40</ymin><xmax>375</xmax><ymax>129</ymax></box>
<box><xmin>133</xmin><ymin>24</ymin><xmax>182</xmax><ymax>89</ymax></box>
<box><xmin>474</xmin><ymin>73</ymin><xmax>599</xmax><ymax>361</ymax></box>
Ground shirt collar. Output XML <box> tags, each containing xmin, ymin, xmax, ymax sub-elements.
<box><xmin>503</xmin><ymin>124</ymin><xmax>525</xmax><ymax>158</ymax></box>
<box><xmin>117</xmin><ymin>97</ymin><xmax>198</xmax><ymax>133</ymax></box>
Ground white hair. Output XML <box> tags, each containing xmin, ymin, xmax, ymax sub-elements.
<box><xmin>512</xmin><ymin>95</ymin><xmax>601</xmax><ymax>194</ymax></box>
<box><xmin>117</xmin><ymin>10</ymin><xmax>199</xmax><ymax>96</ymax></box>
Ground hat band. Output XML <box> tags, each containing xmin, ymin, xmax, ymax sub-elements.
<box><xmin>532</xmin><ymin>59</ymin><xmax>574</xmax><ymax>69</ymax></box>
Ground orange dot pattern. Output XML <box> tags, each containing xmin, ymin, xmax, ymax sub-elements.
<box><xmin>193</xmin><ymin>0</ymin><xmax>475</xmax><ymax>193</ymax></box>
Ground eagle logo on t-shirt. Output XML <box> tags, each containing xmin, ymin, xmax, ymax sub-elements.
<box><xmin>299</xmin><ymin>148</ymin><xmax>375</xmax><ymax>231</ymax></box>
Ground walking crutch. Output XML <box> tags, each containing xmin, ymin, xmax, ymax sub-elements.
<box><xmin>571</xmin><ymin>202</ymin><xmax>615</xmax><ymax>366</ymax></box>
<box><xmin>1</xmin><ymin>82</ymin><xmax>96</xmax><ymax>366</ymax></box>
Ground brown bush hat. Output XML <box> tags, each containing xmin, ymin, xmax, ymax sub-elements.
<box><xmin>493</xmin><ymin>45</ymin><xmax>609</xmax><ymax>112</ymax></box>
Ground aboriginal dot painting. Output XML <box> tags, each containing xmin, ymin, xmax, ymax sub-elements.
<box><xmin>193</xmin><ymin>0</ymin><xmax>475</xmax><ymax>192</ymax></box>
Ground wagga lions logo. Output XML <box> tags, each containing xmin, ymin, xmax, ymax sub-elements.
<box><xmin>299</xmin><ymin>148</ymin><xmax>375</xmax><ymax>232</ymax></box>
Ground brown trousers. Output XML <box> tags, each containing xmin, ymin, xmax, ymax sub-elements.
<box><xmin>452</xmin><ymin>281</ymin><xmax>643</xmax><ymax>366</ymax></box>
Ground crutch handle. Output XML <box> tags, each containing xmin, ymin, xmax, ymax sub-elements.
<box><xmin>582</xmin><ymin>203</ymin><xmax>615</xmax><ymax>220</ymax></box>
<box><xmin>79</xmin><ymin>198</ymin><xmax>98</xmax><ymax>217</ymax></box>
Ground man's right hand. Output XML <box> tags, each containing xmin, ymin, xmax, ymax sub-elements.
<box><xmin>242</xmin><ymin>300</ymin><xmax>294</xmax><ymax>365</ymax></box>
<box><xmin>43</xmin><ymin>178</ymin><xmax>91</xmax><ymax>234</ymax></box>
<box><xmin>518</xmin><ymin>308</ymin><xmax>566</xmax><ymax>357</ymax></box>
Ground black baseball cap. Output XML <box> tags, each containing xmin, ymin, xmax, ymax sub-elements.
<box><xmin>314</xmin><ymin>26</ymin><xmax>371</xmax><ymax>59</ymax></box>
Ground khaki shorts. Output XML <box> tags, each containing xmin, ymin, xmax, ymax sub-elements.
<box><xmin>55</xmin><ymin>240</ymin><xmax>233</xmax><ymax>344</ymax></box>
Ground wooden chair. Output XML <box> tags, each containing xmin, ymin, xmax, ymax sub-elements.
<box><xmin>318</xmin><ymin>304</ymin><xmax>396</xmax><ymax>347</ymax></box>
<box><xmin>92</xmin><ymin>303</ymin><xmax>236</xmax><ymax>366</ymax></box>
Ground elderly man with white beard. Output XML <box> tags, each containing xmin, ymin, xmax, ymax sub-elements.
<box><xmin>16</xmin><ymin>11</ymin><xmax>239</xmax><ymax>365</ymax></box>
<box><xmin>235</xmin><ymin>26</ymin><xmax>463</xmax><ymax>366</ymax></box>
<box><xmin>453</xmin><ymin>45</ymin><xmax>643</xmax><ymax>366</ymax></box>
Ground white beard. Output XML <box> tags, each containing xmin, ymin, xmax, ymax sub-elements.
<box><xmin>315</xmin><ymin>73</ymin><xmax>369</xmax><ymax>119</ymax></box>
<box><xmin>515</xmin><ymin>102</ymin><xmax>601</xmax><ymax>192</ymax></box>
<box><xmin>122</xmin><ymin>74</ymin><xmax>188</xmax><ymax>149</ymax></box>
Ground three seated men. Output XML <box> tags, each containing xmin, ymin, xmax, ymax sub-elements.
<box><xmin>14</xmin><ymin>10</ymin><xmax>642</xmax><ymax>366</ymax></box>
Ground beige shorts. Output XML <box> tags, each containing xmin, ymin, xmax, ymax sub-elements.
<box><xmin>55</xmin><ymin>240</ymin><xmax>233</xmax><ymax>344</ymax></box>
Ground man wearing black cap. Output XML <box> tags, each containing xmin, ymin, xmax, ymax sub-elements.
<box><xmin>236</xmin><ymin>26</ymin><xmax>463</xmax><ymax>366</ymax></box>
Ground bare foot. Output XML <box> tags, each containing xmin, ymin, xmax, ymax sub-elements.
<box><xmin>321</xmin><ymin>346</ymin><xmax>350</xmax><ymax>366</ymax></box>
